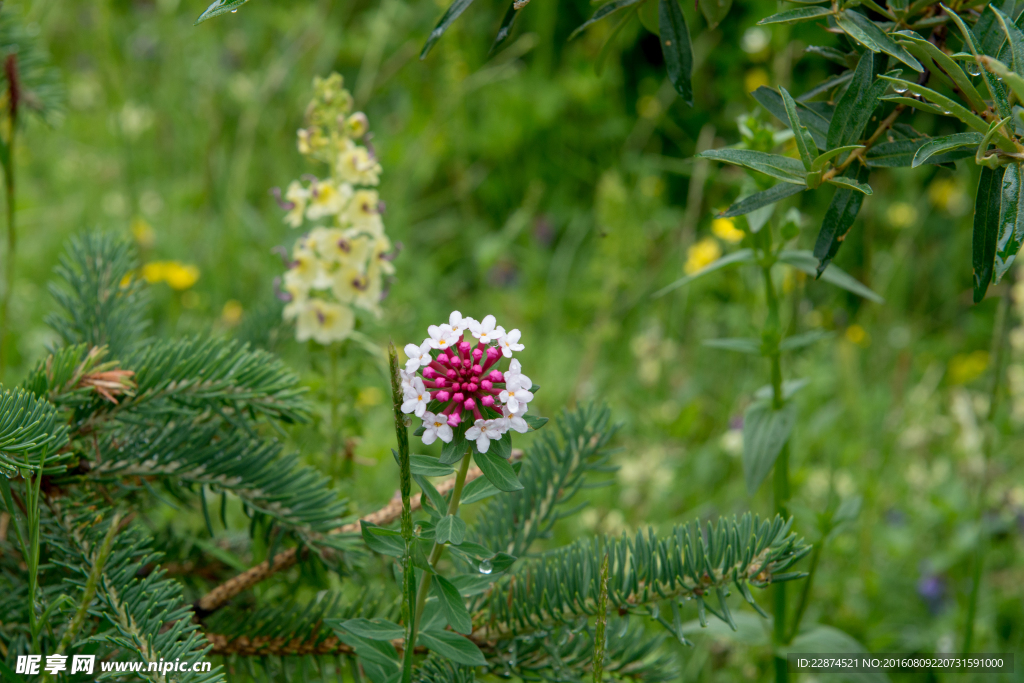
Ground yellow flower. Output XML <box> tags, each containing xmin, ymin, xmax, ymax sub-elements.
<box><xmin>131</xmin><ymin>217</ymin><xmax>156</xmax><ymax>248</ymax></box>
<box><xmin>140</xmin><ymin>261</ymin><xmax>200</xmax><ymax>290</ymax></box>
<box><xmin>295</xmin><ymin>299</ymin><xmax>355</xmax><ymax>344</ymax></box>
<box><xmin>949</xmin><ymin>350</ymin><xmax>989</xmax><ymax>385</ymax></box>
<box><xmin>886</xmin><ymin>202</ymin><xmax>918</xmax><ymax>229</ymax></box>
<box><xmin>845</xmin><ymin>324</ymin><xmax>869</xmax><ymax>347</ymax></box>
<box><xmin>744</xmin><ymin>68</ymin><xmax>770</xmax><ymax>94</ymax></box>
<box><xmin>306</xmin><ymin>178</ymin><xmax>350</xmax><ymax>221</ymax></box>
<box><xmin>928</xmin><ymin>177</ymin><xmax>968</xmax><ymax>215</ymax></box>
<box><xmin>711</xmin><ymin>217</ymin><xmax>744</xmax><ymax>243</ymax></box>
<box><xmin>684</xmin><ymin>238</ymin><xmax>722</xmax><ymax>275</ymax></box>
<box><xmin>344</xmin><ymin>189</ymin><xmax>383</xmax><ymax>233</ymax></box>
<box><xmin>221</xmin><ymin>300</ymin><xmax>243</xmax><ymax>326</ymax></box>
<box><xmin>284</xmin><ymin>181</ymin><xmax>309</xmax><ymax>228</ymax></box>
<box><xmin>336</xmin><ymin>142</ymin><xmax>382</xmax><ymax>186</ymax></box>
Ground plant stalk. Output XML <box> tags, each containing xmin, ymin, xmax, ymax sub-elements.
<box><xmin>0</xmin><ymin>59</ymin><xmax>16</xmax><ymax>378</ymax></box>
<box><xmin>593</xmin><ymin>550</ymin><xmax>609</xmax><ymax>683</ymax></box>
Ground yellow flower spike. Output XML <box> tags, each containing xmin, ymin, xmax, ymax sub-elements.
<box><xmin>163</xmin><ymin>262</ymin><xmax>200</xmax><ymax>290</ymax></box>
<box><xmin>711</xmin><ymin>217</ymin><xmax>744</xmax><ymax>243</ymax></box>
<box><xmin>684</xmin><ymin>238</ymin><xmax>722</xmax><ymax>275</ymax></box>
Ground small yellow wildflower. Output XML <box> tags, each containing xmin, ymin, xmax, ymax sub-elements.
<box><xmin>141</xmin><ymin>261</ymin><xmax>200</xmax><ymax>290</ymax></box>
<box><xmin>336</xmin><ymin>142</ymin><xmax>382</xmax><ymax>186</ymax></box>
<box><xmin>928</xmin><ymin>177</ymin><xmax>968</xmax><ymax>215</ymax></box>
<box><xmin>295</xmin><ymin>299</ymin><xmax>355</xmax><ymax>344</ymax></box>
<box><xmin>886</xmin><ymin>202</ymin><xmax>918</xmax><ymax>229</ymax></box>
<box><xmin>711</xmin><ymin>217</ymin><xmax>744</xmax><ymax>243</ymax></box>
<box><xmin>284</xmin><ymin>180</ymin><xmax>309</xmax><ymax>228</ymax></box>
<box><xmin>131</xmin><ymin>217</ymin><xmax>156</xmax><ymax>248</ymax></box>
<box><xmin>845</xmin><ymin>324</ymin><xmax>869</xmax><ymax>346</ymax></box>
<box><xmin>684</xmin><ymin>238</ymin><xmax>722</xmax><ymax>275</ymax></box>
<box><xmin>221</xmin><ymin>300</ymin><xmax>243</xmax><ymax>326</ymax></box>
<box><xmin>744</xmin><ymin>68</ymin><xmax>770</xmax><ymax>94</ymax></box>
<box><xmin>949</xmin><ymin>350</ymin><xmax>989</xmax><ymax>385</ymax></box>
<box><xmin>306</xmin><ymin>178</ymin><xmax>350</xmax><ymax>221</ymax></box>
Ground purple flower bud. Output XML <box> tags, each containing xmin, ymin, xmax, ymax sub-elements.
<box><xmin>273</xmin><ymin>277</ymin><xmax>293</xmax><ymax>303</ymax></box>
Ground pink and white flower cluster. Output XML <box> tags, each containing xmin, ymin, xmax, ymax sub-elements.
<box><xmin>402</xmin><ymin>312</ymin><xmax>532</xmax><ymax>453</ymax></box>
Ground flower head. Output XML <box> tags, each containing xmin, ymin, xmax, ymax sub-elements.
<box><xmin>404</xmin><ymin>311</ymin><xmax>534</xmax><ymax>453</ymax></box>
<box><xmin>421</xmin><ymin>411</ymin><xmax>454</xmax><ymax>445</ymax></box>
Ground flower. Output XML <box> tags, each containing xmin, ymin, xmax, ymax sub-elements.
<box><xmin>497</xmin><ymin>328</ymin><xmax>524</xmax><ymax>358</ymax></box>
<box><xmin>306</xmin><ymin>178</ymin><xmax>351</xmax><ymax>220</ymax></box>
<box><xmin>294</xmin><ymin>299</ymin><xmax>355</xmax><ymax>344</ymax></box>
<box><xmin>284</xmin><ymin>181</ymin><xmax>309</xmax><ymax>228</ymax></box>
<box><xmin>402</xmin><ymin>377</ymin><xmax>430</xmax><ymax>417</ymax></box>
<box><xmin>337</xmin><ymin>142</ymin><xmax>382</xmax><ymax>185</ymax></box>
<box><xmin>421</xmin><ymin>411</ymin><xmax>454</xmax><ymax>445</ymax></box>
<box><xmin>466</xmin><ymin>418</ymin><xmax>505</xmax><ymax>453</ymax></box>
<box><xmin>684</xmin><ymin>238</ymin><xmax>722</xmax><ymax>275</ymax></box>
<box><xmin>711</xmin><ymin>217</ymin><xmax>744</xmax><ymax>243</ymax></box>
<box><xmin>404</xmin><ymin>341</ymin><xmax>433</xmax><ymax>372</ymax></box>
<box><xmin>141</xmin><ymin>261</ymin><xmax>200</xmax><ymax>290</ymax></box>
<box><xmin>402</xmin><ymin>311</ymin><xmax>535</xmax><ymax>452</ymax></box>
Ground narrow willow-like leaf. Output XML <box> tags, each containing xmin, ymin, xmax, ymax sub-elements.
<box><xmin>978</xmin><ymin>55</ymin><xmax>1024</xmax><ymax>107</ymax></box>
<box><xmin>867</xmin><ymin>139</ymin><xmax>973</xmax><ymax>168</ymax></box>
<box><xmin>490</xmin><ymin>1</ymin><xmax>518</xmax><ymax>53</ymax></box>
<box><xmin>826</xmin><ymin>53</ymin><xmax>887</xmax><ymax>150</ymax></box>
<box><xmin>798</xmin><ymin>71</ymin><xmax>855</xmax><ymax>101</ymax></box>
<box><xmin>719</xmin><ymin>183</ymin><xmax>806</xmax><ymax>217</ymax></box>
<box><xmin>996</xmin><ymin>163</ymin><xmax>1024</xmax><ymax>284</ymax></box>
<box><xmin>757</xmin><ymin>6</ymin><xmax>832</xmax><ymax>24</ymax></box>
<box><xmin>974</xmin><ymin>166</ymin><xmax>1006</xmax><ymax>302</ymax></box>
<box><xmin>878</xmin><ymin>76</ymin><xmax>991</xmax><ymax>135</ymax></box>
<box><xmin>896</xmin><ymin>31</ymin><xmax>987</xmax><ymax>111</ymax></box>
<box><xmin>659</xmin><ymin>0</ymin><xmax>694</xmax><ymax>104</ymax></box>
<box><xmin>432</xmin><ymin>574</ymin><xmax>473</xmax><ymax>634</ymax></box>
<box><xmin>195</xmin><ymin>0</ymin><xmax>249</xmax><ymax>24</ymax></box>
<box><xmin>834</xmin><ymin>11</ymin><xmax>923</xmax><ymax>72</ymax></box>
<box><xmin>417</xmin><ymin>630</ymin><xmax>487</xmax><ymax>667</ymax></box>
<box><xmin>811</xmin><ymin>165</ymin><xmax>869</xmax><ymax>276</ymax></box>
<box><xmin>779</xmin><ymin>330</ymin><xmax>833</xmax><ymax>351</ymax></box>
<box><xmin>698</xmin><ymin>0</ymin><xmax>732</xmax><ymax>29</ymax></box>
<box><xmin>697</xmin><ymin>149</ymin><xmax>808</xmax><ymax>183</ymax></box>
<box><xmin>811</xmin><ymin>145</ymin><xmax>863</xmax><ymax>172</ymax></box>
<box><xmin>743</xmin><ymin>401</ymin><xmax>796</xmax><ymax>496</ymax></box>
<box><xmin>879</xmin><ymin>95</ymin><xmax>949</xmax><ymax>119</ymax></box>
<box><xmin>911</xmin><ymin>133</ymin><xmax>983</xmax><ymax>167</ymax></box>
<box><xmin>568</xmin><ymin>0</ymin><xmax>644</xmax><ymax>40</ymax></box>
<box><xmin>335</xmin><ymin>619</ymin><xmax>405</xmax><ymax>641</ymax></box>
<box><xmin>780</xmin><ymin>86</ymin><xmax>817</xmax><ymax>170</ymax></box>
<box><xmin>653</xmin><ymin>248</ymin><xmax>756</xmax><ymax>296</ymax></box>
<box><xmin>702</xmin><ymin>338</ymin><xmax>761</xmax><ymax>354</ymax></box>
<box><xmin>780</xmin><ymin>248</ymin><xmax>884</xmax><ymax>302</ymax></box>
<box><xmin>805</xmin><ymin>45</ymin><xmax>855</xmax><ymax>66</ymax></box>
<box><xmin>752</xmin><ymin>86</ymin><xmax>832</xmax><ymax>149</ymax></box>
<box><xmin>826</xmin><ymin>176</ymin><xmax>872</xmax><ymax>195</ymax></box>
<box><xmin>421</xmin><ymin>0</ymin><xmax>476</xmax><ymax>59</ymax></box>
<box><xmin>945</xmin><ymin>5</ymin><xmax>1011</xmax><ymax>118</ymax></box>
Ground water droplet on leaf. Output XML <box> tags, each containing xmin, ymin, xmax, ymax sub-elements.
<box><xmin>966</xmin><ymin>61</ymin><xmax>982</xmax><ymax>77</ymax></box>
<box><xmin>479</xmin><ymin>559</ymin><xmax>493</xmax><ymax>574</ymax></box>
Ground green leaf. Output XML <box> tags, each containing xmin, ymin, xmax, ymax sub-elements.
<box><xmin>945</xmin><ymin>6</ymin><xmax>1012</xmax><ymax>119</ymax></box>
<box><xmin>334</xmin><ymin>618</ymin><xmax>404</xmax><ymax>641</ymax></box>
<box><xmin>410</xmin><ymin>454</ymin><xmax>455</xmax><ymax>477</ymax></box>
<box><xmin>757</xmin><ymin>6</ymin><xmax>832</xmax><ymax>24</ymax></box>
<box><xmin>195</xmin><ymin>0</ymin><xmax>250</xmax><ymax>24</ymax></box>
<box><xmin>421</xmin><ymin>0</ymin><xmax>476</xmax><ymax>59</ymax></box>
<box><xmin>659</xmin><ymin>0</ymin><xmax>694</xmax><ymax>104</ymax></box>
<box><xmin>653</xmin><ymin>248</ymin><xmax>756</xmax><ymax>296</ymax></box>
<box><xmin>568</xmin><ymin>0</ymin><xmax>644</xmax><ymax>40</ymax></box>
<box><xmin>834</xmin><ymin>10</ymin><xmax>923</xmax><ymax>72</ymax></box>
<box><xmin>697</xmin><ymin>149</ymin><xmax>808</xmax><ymax>183</ymax></box>
<box><xmin>720</xmin><ymin>183</ymin><xmax>806</xmax><ymax>218</ymax></box>
<box><xmin>826</xmin><ymin>176</ymin><xmax>872</xmax><ymax>195</ymax></box>
<box><xmin>911</xmin><ymin>133</ymin><xmax>984</xmax><ymax>168</ymax></box>
<box><xmin>698</xmin><ymin>0</ymin><xmax>732</xmax><ymax>28</ymax></box>
<box><xmin>896</xmin><ymin>31</ymin><xmax>987</xmax><ymax>111</ymax></box>
<box><xmin>993</xmin><ymin>7</ymin><xmax>1024</xmax><ymax>73</ymax></box>
<box><xmin>973</xmin><ymin>165</ymin><xmax>1006</xmax><ymax>303</ymax></box>
<box><xmin>979</xmin><ymin>55</ymin><xmax>1024</xmax><ymax>107</ymax></box>
<box><xmin>414</xmin><ymin>474</ymin><xmax>449</xmax><ymax>516</ymax></box>
<box><xmin>491</xmin><ymin>430</ymin><xmax>512</xmax><ymax>461</ymax></box>
<box><xmin>460</xmin><ymin>472</ymin><xmax>501</xmax><ymax>504</ymax></box>
<box><xmin>778</xmin><ymin>627</ymin><xmax>886</xmax><ymax>683</ymax></box>
<box><xmin>751</xmin><ymin>86</ymin><xmax>832</xmax><ymax>148</ymax></box>
<box><xmin>742</xmin><ymin>400</ymin><xmax>796</xmax><ymax>495</ymax></box>
<box><xmin>780</xmin><ymin>249</ymin><xmax>885</xmax><ymax>303</ymax></box>
<box><xmin>703</xmin><ymin>338</ymin><xmax>761</xmax><ymax>354</ymax></box>
<box><xmin>432</xmin><ymin>574</ymin><xmax>474</xmax><ymax>634</ymax></box>
<box><xmin>996</xmin><ymin>163</ymin><xmax>1024</xmax><ymax>284</ymax></box>
<box><xmin>811</xmin><ymin>145</ymin><xmax>863</xmax><ymax>172</ymax></box>
<box><xmin>879</xmin><ymin>95</ymin><xmax>951</xmax><ymax>119</ymax></box>
<box><xmin>360</xmin><ymin>521</ymin><xmax>405</xmax><ymax>557</ymax></box>
<box><xmin>867</xmin><ymin>138</ymin><xmax>972</xmax><ymax>167</ymax></box>
<box><xmin>490</xmin><ymin>1</ymin><xmax>518</xmax><ymax>53</ymax></box>
<box><xmin>335</xmin><ymin>633</ymin><xmax>401</xmax><ymax>679</ymax></box>
<box><xmin>780</xmin><ymin>86</ymin><xmax>817</xmax><ymax>170</ymax></box>
<box><xmin>435</xmin><ymin>514</ymin><xmax>467</xmax><ymax>545</ymax></box>
<box><xmin>523</xmin><ymin>414</ymin><xmax>549</xmax><ymax>430</ymax></box>
<box><xmin>779</xmin><ymin>330</ymin><xmax>833</xmax><ymax>351</ymax></box>
<box><xmin>440</xmin><ymin>422</ymin><xmax>469</xmax><ymax>464</ymax></box>
<box><xmin>418</xmin><ymin>629</ymin><xmax>487</xmax><ymax>666</ymax></box>
<box><xmin>810</xmin><ymin>166</ymin><xmax>869</xmax><ymax>276</ymax></box>
<box><xmin>473</xmin><ymin>449</ymin><xmax>524</xmax><ymax>492</ymax></box>
<box><xmin>826</xmin><ymin>52</ymin><xmax>888</xmax><ymax>150</ymax></box>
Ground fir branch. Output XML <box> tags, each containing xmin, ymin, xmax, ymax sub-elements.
<box><xmin>0</xmin><ymin>387</ymin><xmax>70</xmax><ymax>473</ymax></box>
<box><xmin>195</xmin><ymin>452</ymin><xmax>523</xmax><ymax>616</ymax></box>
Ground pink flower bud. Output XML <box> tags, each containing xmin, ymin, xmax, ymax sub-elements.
<box><xmin>458</xmin><ymin>341</ymin><xmax>471</xmax><ymax>355</ymax></box>
<box><xmin>488</xmin><ymin>370</ymin><xmax>504</xmax><ymax>383</ymax></box>
<box><xmin>472</xmin><ymin>364</ymin><xmax>483</xmax><ymax>375</ymax></box>
<box><xmin>467</xmin><ymin>382</ymin><xmax>479</xmax><ymax>393</ymax></box>
<box><xmin>481</xmin><ymin>395</ymin><xmax>495</xmax><ymax>407</ymax></box>
<box><xmin>481</xmin><ymin>380</ymin><xmax>493</xmax><ymax>391</ymax></box>
<box><xmin>452</xmin><ymin>393</ymin><xmax>465</xmax><ymax>404</ymax></box>
<box><xmin>436</xmin><ymin>354</ymin><xmax>450</xmax><ymax>365</ymax></box>
<box><xmin>464</xmin><ymin>398</ymin><xmax>476</xmax><ymax>410</ymax></box>
<box><xmin>423</xmin><ymin>367</ymin><xmax>437</xmax><ymax>379</ymax></box>
<box><xmin>433</xmin><ymin>378</ymin><xmax>447</xmax><ymax>388</ymax></box>
<box><xmin>434</xmin><ymin>391</ymin><xmax>450</xmax><ymax>402</ymax></box>
<box><xmin>448</xmin><ymin>412</ymin><xmax>462</xmax><ymax>427</ymax></box>
<box><xmin>472</xmin><ymin>347</ymin><xmax>483</xmax><ymax>361</ymax></box>
<box><xmin>446</xmin><ymin>370</ymin><xmax>458</xmax><ymax>380</ymax></box>
<box><xmin>486</xmin><ymin>347</ymin><xmax>501</xmax><ymax>361</ymax></box>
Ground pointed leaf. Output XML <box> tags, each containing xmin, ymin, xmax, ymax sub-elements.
<box><xmin>334</xmin><ymin>618</ymin><xmax>405</xmax><ymax>641</ymax></box>
<box><xmin>523</xmin><ymin>414</ymin><xmax>549</xmax><ymax>430</ymax></box>
<box><xmin>435</xmin><ymin>514</ymin><xmax>467</xmax><ymax>545</ymax></box>
<box><xmin>945</xmin><ymin>6</ymin><xmax>1011</xmax><ymax>118</ymax></box>
<box><xmin>410</xmin><ymin>454</ymin><xmax>455</xmax><ymax>477</ymax></box>
<box><xmin>360</xmin><ymin>522</ymin><xmax>405</xmax><ymax>557</ymax></box>
<box><xmin>826</xmin><ymin>176</ymin><xmax>872</xmax><ymax>195</ymax></box>
<box><xmin>879</xmin><ymin>95</ymin><xmax>951</xmax><ymax>119</ymax></box>
<box><xmin>719</xmin><ymin>183</ymin><xmax>806</xmax><ymax>217</ymax></box>
<box><xmin>878</xmin><ymin>76</ymin><xmax>991</xmax><ymax>135</ymax></box>
<box><xmin>421</xmin><ymin>0</ymin><xmax>477</xmax><ymax>59</ymax></box>
<box><xmin>993</xmin><ymin>7</ymin><xmax>1024</xmax><ymax>74</ymax></box>
<box><xmin>896</xmin><ymin>31</ymin><xmax>987</xmax><ymax>111</ymax></box>
<box><xmin>659</xmin><ymin>0</ymin><xmax>694</xmax><ymax>104</ymax></box>
<box><xmin>418</xmin><ymin>630</ymin><xmax>487</xmax><ymax>666</ymax></box>
<box><xmin>473</xmin><ymin>449</ymin><xmax>524</xmax><ymax>492</ymax></box>
<box><xmin>779</xmin><ymin>330</ymin><xmax>833</xmax><ymax>351</ymax></box>
<box><xmin>867</xmin><ymin>138</ymin><xmax>974</xmax><ymax>168</ymax></box>
<box><xmin>653</xmin><ymin>248</ymin><xmax>756</xmax><ymax>296</ymax></box>
<box><xmin>979</xmin><ymin>55</ymin><xmax>1024</xmax><ymax>107</ymax></box>
<box><xmin>432</xmin><ymin>574</ymin><xmax>473</xmax><ymax>634</ymax></box>
<box><xmin>757</xmin><ymin>6</ymin><xmax>832</xmax><ymax>24</ymax></box>
<box><xmin>414</xmin><ymin>474</ymin><xmax>449</xmax><ymax>516</ymax></box>
<box><xmin>973</xmin><ymin>165</ymin><xmax>1006</xmax><ymax>303</ymax></box>
<box><xmin>996</xmin><ymin>163</ymin><xmax>1024</xmax><ymax>284</ymax></box>
<box><xmin>834</xmin><ymin>10</ymin><xmax>923</xmax><ymax>72</ymax></box>
<box><xmin>440</xmin><ymin>422</ymin><xmax>469</xmax><ymax>464</ymax></box>
<box><xmin>912</xmin><ymin>133</ymin><xmax>983</xmax><ymax>168</ymax></box>
<box><xmin>702</xmin><ymin>338</ymin><xmax>761</xmax><ymax>354</ymax></box>
<box><xmin>811</xmin><ymin>166</ymin><xmax>869</xmax><ymax>276</ymax></box>
<box><xmin>811</xmin><ymin>145</ymin><xmax>863</xmax><ymax>172</ymax></box>
<box><xmin>698</xmin><ymin>0</ymin><xmax>732</xmax><ymax>28</ymax></box>
<box><xmin>569</xmin><ymin>0</ymin><xmax>644</xmax><ymax>40</ymax></box>
<box><xmin>195</xmin><ymin>0</ymin><xmax>250</xmax><ymax>24</ymax></box>
<box><xmin>781</xmin><ymin>249</ymin><xmax>884</xmax><ymax>302</ymax></box>
<box><xmin>697</xmin><ymin>149</ymin><xmax>807</xmax><ymax>183</ymax></box>
<box><xmin>826</xmin><ymin>52</ymin><xmax>888</xmax><ymax>149</ymax></box>
<box><xmin>751</xmin><ymin>86</ymin><xmax>831</xmax><ymax>148</ymax></box>
<box><xmin>742</xmin><ymin>400</ymin><xmax>796</xmax><ymax>496</ymax></box>
<box><xmin>459</xmin><ymin>462</ymin><xmax>521</xmax><ymax>504</ymax></box>
<box><xmin>490</xmin><ymin>1</ymin><xmax>519</xmax><ymax>53</ymax></box>
<box><xmin>780</xmin><ymin>86</ymin><xmax>817</xmax><ymax>170</ymax></box>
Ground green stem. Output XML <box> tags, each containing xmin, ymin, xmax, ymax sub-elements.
<box><xmin>786</xmin><ymin>540</ymin><xmax>822</xmax><ymax>642</ymax></box>
<box><xmin>962</xmin><ymin>285</ymin><xmax>1012</xmax><ymax>653</ymax></box>
<box><xmin>0</xmin><ymin>118</ymin><xmax>14</xmax><ymax>377</ymax></box>
<box><xmin>328</xmin><ymin>344</ymin><xmax>341</xmax><ymax>465</ymax></box>
<box><xmin>593</xmin><ymin>551</ymin><xmax>609</xmax><ymax>683</ymax></box>
<box><xmin>412</xmin><ymin>450</ymin><xmax>472</xmax><ymax>633</ymax></box>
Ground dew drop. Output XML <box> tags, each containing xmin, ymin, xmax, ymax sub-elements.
<box><xmin>966</xmin><ymin>61</ymin><xmax>982</xmax><ymax>77</ymax></box>
<box><xmin>479</xmin><ymin>559</ymin><xmax>493</xmax><ymax>574</ymax></box>
<box><xmin>893</xmin><ymin>83</ymin><xmax>908</xmax><ymax>94</ymax></box>
<box><xmin>231</xmin><ymin>8</ymin><xmax>238</xmax><ymax>12</ymax></box>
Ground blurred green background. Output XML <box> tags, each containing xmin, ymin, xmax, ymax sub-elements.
<box><xmin>1</xmin><ymin>0</ymin><xmax>1023</xmax><ymax>678</ymax></box>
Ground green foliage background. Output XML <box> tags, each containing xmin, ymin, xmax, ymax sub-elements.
<box><xmin>1</xmin><ymin>0</ymin><xmax>1023</xmax><ymax>678</ymax></box>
